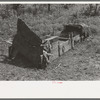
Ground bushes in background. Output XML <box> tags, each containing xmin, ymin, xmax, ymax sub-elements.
<box><xmin>0</xmin><ymin>4</ymin><xmax>100</xmax><ymax>40</ymax></box>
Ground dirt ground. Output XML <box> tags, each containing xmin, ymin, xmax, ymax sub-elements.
<box><xmin>0</xmin><ymin>35</ymin><xmax>100</xmax><ymax>80</ymax></box>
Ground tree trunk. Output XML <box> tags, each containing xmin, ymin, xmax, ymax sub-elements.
<box><xmin>48</xmin><ymin>4</ymin><xmax>50</xmax><ymax>12</ymax></box>
<box><xmin>89</xmin><ymin>4</ymin><xmax>93</xmax><ymax>16</ymax></box>
<box><xmin>94</xmin><ymin>4</ymin><xmax>98</xmax><ymax>16</ymax></box>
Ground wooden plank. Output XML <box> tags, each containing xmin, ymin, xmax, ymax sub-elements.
<box><xmin>45</xmin><ymin>36</ymin><xmax>58</xmax><ymax>41</ymax></box>
<box><xmin>48</xmin><ymin>34</ymin><xmax>81</xmax><ymax>61</ymax></box>
<box><xmin>49</xmin><ymin>39</ymin><xmax>71</xmax><ymax>61</ymax></box>
<box><xmin>42</xmin><ymin>34</ymin><xmax>82</xmax><ymax>62</ymax></box>
<box><xmin>44</xmin><ymin>36</ymin><xmax>59</xmax><ymax>44</ymax></box>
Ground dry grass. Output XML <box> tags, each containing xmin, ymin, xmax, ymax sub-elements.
<box><xmin>0</xmin><ymin>35</ymin><xmax>100</xmax><ymax>80</ymax></box>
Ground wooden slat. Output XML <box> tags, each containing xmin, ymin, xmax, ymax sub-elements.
<box><xmin>49</xmin><ymin>39</ymin><xmax>71</xmax><ymax>61</ymax></box>
<box><xmin>48</xmin><ymin>34</ymin><xmax>81</xmax><ymax>61</ymax></box>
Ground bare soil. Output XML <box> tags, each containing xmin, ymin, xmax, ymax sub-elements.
<box><xmin>0</xmin><ymin>35</ymin><xmax>100</xmax><ymax>80</ymax></box>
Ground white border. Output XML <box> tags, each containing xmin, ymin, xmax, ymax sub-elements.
<box><xmin>0</xmin><ymin>1</ymin><xmax>100</xmax><ymax>98</ymax></box>
<box><xmin>0</xmin><ymin>81</ymin><xmax>100</xmax><ymax>98</ymax></box>
<box><xmin>0</xmin><ymin>1</ymin><xmax>100</xmax><ymax>4</ymax></box>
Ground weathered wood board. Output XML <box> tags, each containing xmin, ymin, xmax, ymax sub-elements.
<box><xmin>49</xmin><ymin>39</ymin><xmax>71</xmax><ymax>61</ymax></box>
<box><xmin>46</xmin><ymin>35</ymin><xmax>80</xmax><ymax>61</ymax></box>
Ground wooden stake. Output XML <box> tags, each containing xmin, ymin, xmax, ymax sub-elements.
<box><xmin>70</xmin><ymin>32</ymin><xmax>74</xmax><ymax>49</ymax></box>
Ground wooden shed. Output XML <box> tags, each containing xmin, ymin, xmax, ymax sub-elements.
<box><xmin>9</xmin><ymin>18</ymin><xmax>43</xmax><ymax>68</ymax></box>
<box><xmin>45</xmin><ymin>23</ymin><xmax>90</xmax><ymax>61</ymax></box>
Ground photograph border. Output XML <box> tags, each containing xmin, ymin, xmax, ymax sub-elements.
<box><xmin>0</xmin><ymin>0</ymin><xmax>100</xmax><ymax>99</ymax></box>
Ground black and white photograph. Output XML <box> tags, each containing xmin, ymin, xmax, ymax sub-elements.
<box><xmin>0</xmin><ymin>3</ymin><xmax>100</xmax><ymax>81</ymax></box>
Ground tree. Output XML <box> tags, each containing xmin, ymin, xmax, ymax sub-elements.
<box><xmin>89</xmin><ymin>4</ymin><xmax>93</xmax><ymax>15</ymax></box>
<box><xmin>94</xmin><ymin>4</ymin><xmax>99</xmax><ymax>16</ymax></box>
<box><xmin>88</xmin><ymin>4</ymin><xmax>99</xmax><ymax>16</ymax></box>
<box><xmin>48</xmin><ymin>4</ymin><xmax>50</xmax><ymax>12</ymax></box>
<box><xmin>12</xmin><ymin>4</ymin><xmax>23</xmax><ymax>16</ymax></box>
<box><xmin>33</xmin><ymin>4</ymin><xmax>38</xmax><ymax>15</ymax></box>
<box><xmin>0</xmin><ymin>4</ymin><xmax>11</xmax><ymax>19</ymax></box>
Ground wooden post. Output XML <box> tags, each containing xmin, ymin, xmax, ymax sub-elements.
<box><xmin>62</xmin><ymin>46</ymin><xmax>65</xmax><ymax>54</ymax></box>
<box><xmin>58</xmin><ymin>41</ymin><xmax>60</xmax><ymax>57</ymax></box>
<box><xmin>9</xmin><ymin>46</ymin><xmax>12</xmax><ymax>59</ymax></box>
<box><xmin>72</xmin><ymin>33</ymin><xmax>74</xmax><ymax>49</ymax></box>
<box><xmin>70</xmin><ymin>32</ymin><xmax>74</xmax><ymax>49</ymax></box>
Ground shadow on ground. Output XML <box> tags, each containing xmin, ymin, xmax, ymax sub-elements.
<box><xmin>0</xmin><ymin>54</ymin><xmax>43</xmax><ymax>70</ymax></box>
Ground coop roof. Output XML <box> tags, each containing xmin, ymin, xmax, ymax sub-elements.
<box><xmin>17</xmin><ymin>18</ymin><xmax>42</xmax><ymax>46</ymax></box>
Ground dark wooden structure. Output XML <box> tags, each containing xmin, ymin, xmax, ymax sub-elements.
<box><xmin>40</xmin><ymin>23</ymin><xmax>90</xmax><ymax>62</ymax></box>
<box><xmin>60</xmin><ymin>23</ymin><xmax>90</xmax><ymax>40</ymax></box>
<box><xmin>9</xmin><ymin>18</ymin><xmax>43</xmax><ymax>68</ymax></box>
<box><xmin>8</xmin><ymin>20</ymin><xmax>90</xmax><ymax>67</ymax></box>
<box><xmin>59</xmin><ymin>23</ymin><xmax>90</xmax><ymax>49</ymax></box>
